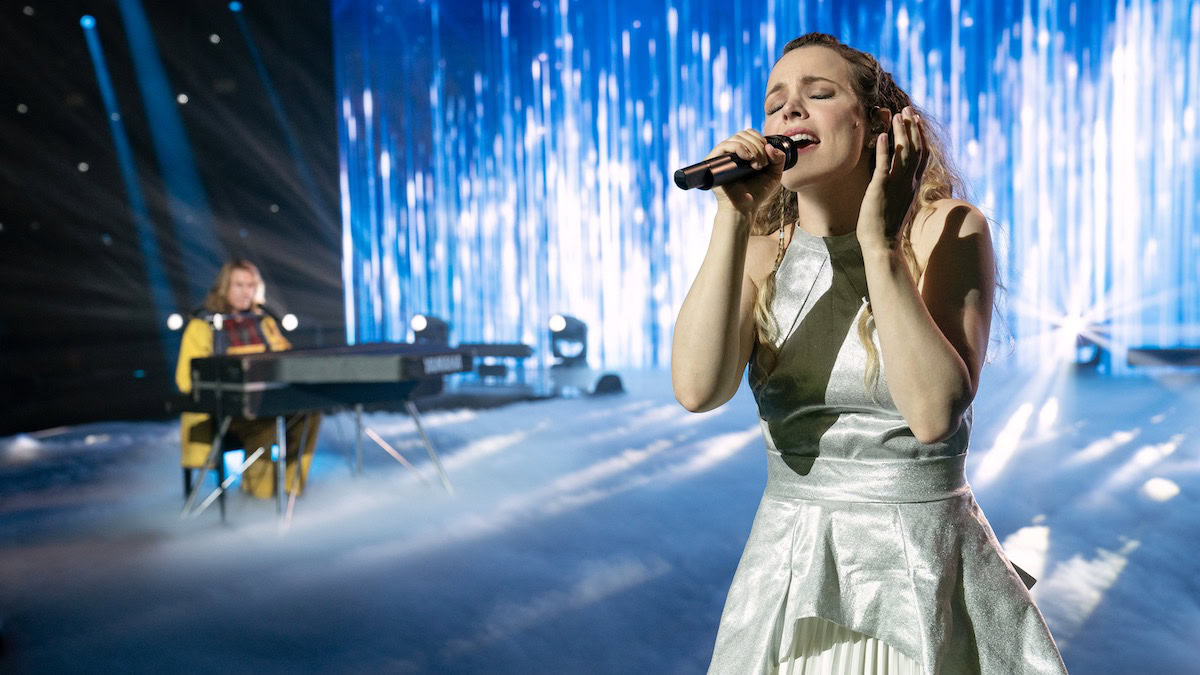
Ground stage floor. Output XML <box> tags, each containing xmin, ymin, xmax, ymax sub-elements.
<box><xmin>1</xmin><ymin>365</ymin><xmax>1197</xmax><ymax>673</ymax></box>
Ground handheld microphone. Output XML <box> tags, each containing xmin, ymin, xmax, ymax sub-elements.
<box><xmin>674</xmin><ymin>135</ymin><xmax>799</xmax><ymax>191</ymax></box>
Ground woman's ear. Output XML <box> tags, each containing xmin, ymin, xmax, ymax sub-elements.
<box><xmin>872</xmin><ymin>106</ymin><xmax>892</xmax><ymax>133</ymax></box>
<box><xmin>865</xmin><ymin>106</ymin><xmax>893</xmax><ymax>149</ymax></box>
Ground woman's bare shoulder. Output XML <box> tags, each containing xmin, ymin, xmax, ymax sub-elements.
<box><xmin>911</xmin><ymin>198</ymin><xmax>991</xmax><ymax>267</ymax></box>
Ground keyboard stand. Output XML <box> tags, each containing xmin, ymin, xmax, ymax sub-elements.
<box><xmin>185</xmin><ymin>447</ymin><xmax>267</xmax><ymax>520</ymax></box>
<box><xmin>182</xmin><ymin>414</ymin><xmax>293</xmax><ymax>522</ymax></box>
<box><xmin>181</xmin><ymin>414</ymin><xmax>233</xmax><ymax>519</ymax></box>
<box><xmin>353</xmin><ymin>402</ymin><xmax>455</xmax><ymax>495</ymax></box>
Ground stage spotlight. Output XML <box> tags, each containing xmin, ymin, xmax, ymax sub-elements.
<box><xmin>1055</xmin><ymin>313</ymin><xmax>1103</xmax><ymax>369</ymax></box>
<box><xmin>228</xmin><ymin>1</ymin><xmax>243</xmax><ymax>12</ymax></box>
<box><xmin>549</xmin><ymin>314</ymin><xmax>587</xmax><ymax>368</ymax></box>
<box><xmin>545</xmin><ymin>314</ymin><xmax>624</xmax><ymax>396</ymax></box>
<box><xmin>410</xmin><ymin>314</ymin><xmax>449</xmax><ymax>345</ymax></box>
<box><xmin>281</xmin><ymin>314</ymin><xmax>298</xmax><ymax>331</ymax></box>
<box><xmin>1074</xmin><ymin>334</ymin><xmax>1101</xmax><ymax>368</ymax></box>
<box><xmin>167</xmin><ymin>313</ymin><xmax>184</xmax><ymax>330</ymax></box>
<box><xmin>80</xmin><ymin>15</ymin><xmax>96</xmax><ymax>29</ymax></box>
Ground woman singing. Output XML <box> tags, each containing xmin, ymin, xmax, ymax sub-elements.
<box><xmin>671</xmin><ymin>33</ymin><xmax>1067</xmax><ymax>673</ymax></box>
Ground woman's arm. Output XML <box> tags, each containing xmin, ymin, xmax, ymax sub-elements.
<box><xmin>671</xmin><ymin>209</ymin><xmax>761</xmax><ymax>412</ymax></box>
<box><xmin>671</xmin><ymin>129</ymin><xmax>786</xmax><ymax>412</ymax></box>
<box><xmin>862</xmin><ymin>199</ymin><xmax>995</xmax><ymax>443</ymax></box>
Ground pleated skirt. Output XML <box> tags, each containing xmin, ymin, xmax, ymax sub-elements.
<box><xmin>776</xmin><ymin>617</ymin><xmax>921</xmax><ymax>675</ymax></box>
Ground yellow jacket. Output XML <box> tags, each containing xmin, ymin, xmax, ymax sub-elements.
<box><xmin>176</xmin><ymin>314</ymin><xmax>290</xmax><ymax>467</ymax></box>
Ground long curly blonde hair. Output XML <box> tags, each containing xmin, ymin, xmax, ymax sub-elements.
<box><xmin>751</xmin><ymin>33</ymin><xmax>967</xmax><ymax>390</ymax></box>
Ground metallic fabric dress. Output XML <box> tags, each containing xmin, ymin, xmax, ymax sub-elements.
<box><xmin>707</xmin><ymin>227</ymin><xmax>1068</xmax><ymax>674</ymax></box>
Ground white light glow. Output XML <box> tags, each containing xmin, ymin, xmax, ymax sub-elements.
<box><xmin>1037</xmin><ymin>397</ymin><xmax>1059</xmax><ymax>432</ymax></box>
<box><xmin>1001</xmin><ymin>524</ymin><xmax>1051</xmax><ymax>581</ymax></box>
<box><xmin>411</xmin><ymin>315</ymin><xmax>428</xmax><ymax>332</ymax></box>
<box><xmin>167</xmin><ymin>313</ymin><xmax>184</xmax><ymax>330</ymax></box>
<box><xmin>549</xmin><ymin>315</ymin><xmax>566</xmax><ymax>332</ymax></box>
<box><xmin>1065</xmin><ymin>428</ymin><xmax>1140</xmax><ymax>466</ymax></box>
<box><xmin>281</xmin><ymin>314</ymin><xmax>298</xmax><ymax>331</ymax></box>
<box><xmin>1141</xmin><ymin>477</ymin><xmax>1180</xmax><ymax>502</ymax></box>
<box><xmin>974</xmin><ymin>402</ymin><xmax>1035</xmax><ymax>487</ymax></box>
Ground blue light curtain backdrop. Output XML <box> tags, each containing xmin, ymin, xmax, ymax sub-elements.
<box><xmin>333</xmin><ymin>0</ymin><xmax>1200</xmax><ymax>374</ymax></box>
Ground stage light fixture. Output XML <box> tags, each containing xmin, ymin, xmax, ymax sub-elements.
<box><xmin>1054</xmin><ymin>313</ymin><xmax>1103</xmax><ymax>369</ymax></box>
<box><xmin>176</xmin><ymin>93</ymin><xmax>189</xmax><ymax>104</ymax></box>
<box><xmin>545</xmin><ymin>314</ymin><xmax>623</xmax><ymax>395</ymax></box>
<box><xmin>80</xmin><ymin>15</ymin><xmax>95</xmax><ymax>29</ymax></box>
<box><xmin>410</xmin><ymin>314</ymin><xmax>449</xmax><ymax>345</ymax></box>
<box><xmin>281</xmin><ymin>314</ymin><xmax>298</xmax><ymax>331</ymax></box>
<box><xmin>167</xmin><ymin>313</ymin><xmax>184</xmax><ymax>330</ymax></box>
<box><xmin>228</xmin><ymin>1</ymin><xmax>243</xmax><ymax>12</ymax></box>
<box><xmin>549</xmin><ymin>314</ymin><xmax>587</xmax><ymax>368</ymax></box>
<box><xmin>1074</xmin><ymin>334</ymin><xmax>1101</xmax><ymax>368</ymax></box>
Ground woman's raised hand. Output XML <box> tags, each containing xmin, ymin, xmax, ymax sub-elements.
<box><xmin>857</xmin><ymin>106</ymin><xmax>929</xmax><ymax>250</ymax></box>
<box><xmin>708</xmin><ymin>129</ymin><xmax>787</xmax><ymax>217</ymax></box>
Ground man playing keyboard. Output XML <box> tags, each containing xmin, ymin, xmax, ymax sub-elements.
<box><xmin>175</xmin><ymin>259</ymin><xmax>321</xmax><ymax>499</ymax></box>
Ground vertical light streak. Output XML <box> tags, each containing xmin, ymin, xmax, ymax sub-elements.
<box><xmin>231</xmin><ymin>8</ymin><xmax>330</xmax><ymax>223</ymax></box>
<box><xmin>80</xmin><ymin>16</ymin><xmax>176</xmax><ymax>367</ymax></box>
<box><xmin>115</xmin><ymin>0</ymin><xmax>222</xmax><ymax>299</ymax></box>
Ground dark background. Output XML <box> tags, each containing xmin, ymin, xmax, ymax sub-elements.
<box><xmin>0</xmin><ymin>0</ymin><xmax>343</xmax><ymax>434</ymax></box>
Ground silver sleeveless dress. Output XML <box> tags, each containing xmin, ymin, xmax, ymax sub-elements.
<box><xmin>707</xmin><ymin>226</ymin><xmax>1068</xmax><ymax>674</ymax></box>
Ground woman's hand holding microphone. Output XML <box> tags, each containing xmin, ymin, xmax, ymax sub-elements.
<box><xmin>706</xmin><ymin>130</ymin><xmax>788</xmax><ymax>218</ymax></box>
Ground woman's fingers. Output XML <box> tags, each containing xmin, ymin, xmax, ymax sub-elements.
<box><xmin>874</xmin><ymin>131</ymin><xmax>890</xmax><ymax>181</ymax></box>
<box><xmin>734</xmin><ymin>130</ymin><xmax>770</xmax><ymax>167</ymax></box>
<box><xmin>891</xmin><ymin>108</ymin><xmax>910</xmax><ymax>171</ymax></box>
<box><xmin>709</xmin><ymin>128</ymin><xmax>786</xmax><ymax>172</ymax></box>
<box><xmin>909</xmin><ymin>112</ymin><xmax>923</xmax><ymax>156</ymax></box>
<box><xmin>914</xmin><ymin>115</ymin><xmax>930</xmax><ymax>177</ymax></box>
<box><xmin>720</xmin><ymin>137</ymin><xmax>758</xmax><ymax>164</ymax></box>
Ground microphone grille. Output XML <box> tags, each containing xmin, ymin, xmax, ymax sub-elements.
<box><xmin>765</xmin><ymin>135</ymin><xmax>799</xmax><ymax>170</ymax></box>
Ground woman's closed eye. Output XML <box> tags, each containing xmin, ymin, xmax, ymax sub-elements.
<box><xmin>766</xmin><ymin>92</ymin><xmax>834</xmax><ymax>114</ymax></box>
